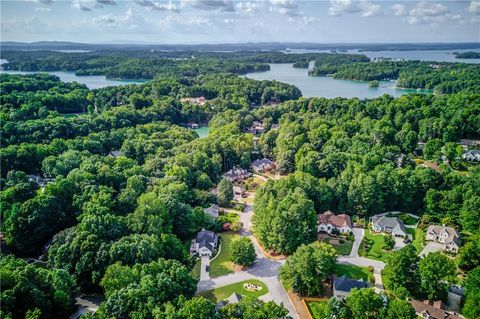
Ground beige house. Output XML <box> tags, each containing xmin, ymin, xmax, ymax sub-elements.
<box><xmin>426</xmin><ymin>225</ymin><xmax>461</xmax><ymax>253</ymax></box>
<box><xmin>317</xmin><ymin>211</ymin><xmax>352</xmax><ymax>234</ymax></box>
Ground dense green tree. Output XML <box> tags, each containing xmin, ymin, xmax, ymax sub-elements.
<box><xmin>418</xmin><ymin>252</ymin><xmax>456</xmax><ymax>301</ymax></box>
<box><xmin>280</xmin><ymin>242</ymin><xmax>336</xmax><ymax>296</ymax></box>
<box><xmin>463</xmin><ymin>267</ymin><xmax>480</xmax><ymax>319</ymax></box>
<box><xmin>231</xmin><ymin>237</ymin><xmax>256</xmax><ymax>267</ymax></box>
<box><xmin>217</xmin><ymin>178</ymin><xmax>234</xmax><ymax>207</ymax></box>
<box><xmin>345</xmin><ymin>288</ymin><xmax>384</xmax><ymax>319</ymax></box>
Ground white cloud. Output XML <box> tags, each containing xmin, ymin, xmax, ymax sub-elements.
<box><xmin>235</xmin><ymin>1</ymin><xmax>262</xmax><ymax>14</ymax></box>
<box><xmin>469</xmin><ymin>0</ymin><xmax>479</xmax><ymax>15</ymax></box>
<box><xmin>28</xmin><ymin>0</ymin><xmax>53</xmax><ymax>4</ymax></box>
<box><xmin>72</xmin><ymin>0</ymin><xmax>116</xmax><ymax>11</ymax></box>
<box><xmin>269</xmin><ymin>0</ymin><xmax>300</xmax><ymax>17</ymax></box>
<box><xmin>181</xmin><ymin>0</ymin><xmax>235</xmax><ymax>12</ymax></box>
<box><xmin>391</xmin><ymin>4</ymin><xmax>407</xmax><ymax>16</ymax></box>
<box><xmin>35</xmin><ymin>7</ymin><xmax>52</xmax><ymax>11</ymax></box>
<box><xmin>134</xmin><ymin>0</ymin><xmax>180</xmax><ymax>12</ymax></box>
<box><xmin>328</xmin><ymin>0</ymin><xmax>384</xmax><ymax>17</ymax></box>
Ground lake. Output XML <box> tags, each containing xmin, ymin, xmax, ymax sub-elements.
<box><xmin>193</xmin><ymin>126</ymin><xmax>209</xmax><ymax>138</ymax></box>
<box><xmin>284</xmin><ymin>49</ymin><xmax>480</xmax><ymax>64</ymax></box>
<box><xmin>244</xmin><ymin>64</ymin><xmax>429</xmax><ymax>99</ymax></box>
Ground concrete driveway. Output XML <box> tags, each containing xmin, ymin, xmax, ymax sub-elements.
<box><xmin>349</xmin><ymin>228</ymin><xmax>364</xmax><ymax>257</ymax></box>
<box><xmin>420</xmin><ymin>242</ymin><xmax>444</xmax><ymax>256</ymax></box>
<box><xmin>200</xmin><ymin>256</ymin><xmax>210</xmax><ymax>281</ymax></box>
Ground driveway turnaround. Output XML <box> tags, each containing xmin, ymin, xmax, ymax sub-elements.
<box><xmin>198</xmin><ymin>202</ymin><xmax>298</xmax><ymax>318</ymax></box>
<box><xmin>337</xmin><ymin>256</ymin><xmax>385</xmax><ymax>292</ymax></box>
<box><xmin>420</xmin><ymin>241</ymin><xmax>444</xmax><ymax>256</ymax></box>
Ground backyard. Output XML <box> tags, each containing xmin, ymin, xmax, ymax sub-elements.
<box><xmin>209</xmin><ymin>232</ymin><xmax>240</xmax><ymax>278</ymax></box>
<box><xmin>359</xmin><ymin>231</ymin><xmax>391</xmax><ymax>262</ymax></box>
<box><xmin>334</xmin><ymin>264</ymin><xmax>374</xmax><ymax>283</ymax></box>
<box><xmin>306</xmin><ymin>299</ymin><xmax>329</xmax><ymax>319</ymax></box>
<box><xmin>198</xmin><ymin>279</ymin><xmax>268</xmax><ymax>302</ymax></box>
<box><xmin>318</xmin><ymin>234</ymin><xmax>353</xmax><ymax>256</ymax></box>
<box><xmin>190</xmin><ymin>259</ymin><xmax>201</xmax><ymax>279</ymax></box>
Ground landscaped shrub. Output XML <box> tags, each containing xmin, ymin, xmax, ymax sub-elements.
<box><xmin>367</xmin><ymin>266</ymin><xmax>374</xmax><ymax>272</ymax></box>
<box><xmin>339</xmin><ymin>239</ymin><xmax>345</xmax><ymax>244</ymax></box>
<box><xmin>383</xmin><ymin>235</ymin><xmax>395</xmax><ymax>250</ymax></box>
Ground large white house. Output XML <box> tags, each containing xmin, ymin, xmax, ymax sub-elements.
<box><xmin>190</xmin><ymin>229</ymin><xmax>218</xmax><ymax>257</ymax></box>
<box><xmin>462</xmin><ymin>150</ymin><xmax>480</xmax><ymax>162</ymax></box>
<box><xmin>317</xmin><ymin>211</ymin><xmax>352</xmax><ymax>234</ymax></box>
<box><xmin>426</xmin><ymin>225</ymin><xmax>461</xmax><ymax>253</ymax></box>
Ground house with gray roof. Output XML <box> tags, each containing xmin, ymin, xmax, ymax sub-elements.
<box><xmin>333</xmin><ymin>276</ymin><xmax>369</xmax><ymax>298</ymax></box>
<box><xmin>204</xmin><ymin>204</ymin><xmax>219</xmax><ymax>220</ymax></box>
<box><xmin>222</xmin><ymin>166</ymin><xmax>251</xmax><ymax>182</ymax></box>
<box><xmin>27</xmin><ymin>174</ymin><xmax>46</xmax><ymax>187</ymax></box>
<box><xmin>462</xmin><ymin>149</ymin><xmax>480</xmax><ymax>162</ymax></box>
<box><xmin>370</xmin><ymin>215</ymin><xmax>407</xmax><ymax>237</ymax></box>
<box><xmin>190</xmin><ymin>229</ymin><xmax>218</xmax><ymax>257</ymax></box>
<box><xmin>426</xmin><ymin>225</ymin><xmax>461</xmax><ymax>253</ymax></box>
<box><xmin>215</xmin><ymin>293</ymin><xmax>243</xmax><ymax>309</ymax></box>
<box><xmin>251</xmin><ymin>158</ymin><xmax>276</xmax><ymax>173</ymax></box>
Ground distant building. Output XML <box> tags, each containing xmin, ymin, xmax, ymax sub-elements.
<box><xmin>457</xmin><ymin>139</ymin><xmax>480</xmax><ymax>149</ymax></box>
<box><xmin>215</xmin><ymin>293</ymin><xmax>243</xmax><ymax>309</ymax></box>
<box><xmin>222</xmin><ymin>166</ymin><xmax>251</xmax><ymax>182</ymax></box>
<box><xmin>317</xmin><ymin>211</ymin><xmax>352</xmax><ymax>234</ymax></box>
<box><xmin>426</xmin><ymin>225</ymin><xmax>461</xmax><ymax>254</ymax></box>
<box><xmin>27</xmin><ymin>174</ymin><xmax>46</xmax><ymax>187</ymax></box>
<box><xmin>251</xmin><ymin>158</ymin><xmax>276</xmax><ymax>173</ymax></box>
<box><xmin>204</xmin><ymin>204</ymin><xmax>219</xmax><ymax>220</ymax></box>
<box><xmin>408</xmin><ymin>299</ymin><xmax>462</xmax><ymax>319</ymax></box>
<box><xmin>180</xmin><ymin>96</ymin><xmax>206</xmax><ymax>105</ymax></box>
<box><xmin>370</xmin><ymin>215</ymin><xmax>407</xmax><ymax>237</ymax></box>
<box><xmin>245</xmin><ymin>121</ymin><xmax>266</xmax><ymax>136</ymax></box>
<box><xmin>333</xmin><ymin>276</ymin><xmax>369</xmax><ymax>298</ymax></box>
<box><xmin>108</xmin><ymin>150</ymin><xmax>123</xmax><ymax>158</ymax></box>
<box><xmin>190</xmin><ymin>229</ymin><xmax>218</xmax><ymax>257</ymax></box>
<box><xmin>462</xmin><ymin>150</ymin><xmax>480</xmax><ymax>162</ymax></box>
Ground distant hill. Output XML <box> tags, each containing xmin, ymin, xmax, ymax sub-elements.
<box><xmin>1</xmin><ymin>41</ymin><xmax>479</xmax><ymax>52</ymax></box>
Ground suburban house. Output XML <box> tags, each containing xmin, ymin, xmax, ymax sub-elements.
<box><xmin>317</xmin><ymin>211</ymin><xmax>352</xmax><ymax>234</ymax></box>
<box><xmin>204</xmin><ymin>204</ymin><xmax>219</xmax><ymax>220</ymax></box>
<box><xmin>180</xmin><ymin>96</ymin><xmax>206</xmax><ymax>105</ymax></box>
<box><xmin>222</xmin><ymin>166</ymin><xmax>251</xmax><ymax>182</ymax></box>
<box><xmin>190</xmin><ymin>229</ymin><xmax>218</xmax><ymax>257</ymax></box>
<box><xmin>447</xmin><ymin>285</ymin><xmax>465</xmax><ymax>313</ymax></box>
<box><xmin>251</xmin><ymin>158</ymin><xmax>276</xmax><ymax>173</ymax></box>
<box><xmin>215</xmin><ymin>293</ymin><xmax>242</xmax><ymax>309</ymax></box>
<box><xmin>370</xmin><ymin>215</ymin><xmax>407</xmax><ymax>237</ymax></box>
<box><xmin>426</xmin><ymin>225</ymin><xmax>461</xmax><ymax>253</ymax></box>
<box><xmin>408</xmin><ymin>299</ymin><xmax>462</xmax><ymax>319</ymax></box>
<box><xmin>108</xmin><ymin>150</ymin><xmax>123</xmax><ymax>158</ymax></box>
<box><xmin>462</xmin><ymin>149</ymin><xmax>480</xmax><ymax>162</ymax></box>
<box><xmin>333</xmin><ymin>276</ymin><xmax>369</xmax><ymax>298</ymax></box>
<box><xmin>245</xmin><ymin>121</ymin><xmax>266</xmax><ymax>136</ymax></box>
<box><xmin>457</xmin><ymin>139</ymin><xmax>480</xmax><ymax>149</ymax></box>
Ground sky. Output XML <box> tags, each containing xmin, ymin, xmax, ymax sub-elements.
<box><xmin>1</xmin><ymin>0</ymin><xmax>479</xmax><ymax>43</ymax></box>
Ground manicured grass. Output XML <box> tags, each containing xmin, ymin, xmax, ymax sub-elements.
<box><xmin>334</xmin><ymin>264</ymin><xmax>374</xmax><ymax>283</ymax></box>
<box><xmin>198</xmin><ymin>279</ymin><xmax>268</xmax><ymax>302</ymax></box>
<box><xmin>209</xmin><ymin>232</ymin><xmax>240</xmax><ymax>278</ymax></box>
<box><xmin>306</xmin><ymin>300</ymin><xmax>329</xmax><ymax>319</ymax></box>
<box><xmin>190</xmin><ymin>259</ymin><xmax>201</xmax><ymax>279</ymax></box>
<box><xmin>321</xmin><ymin>236</ymin><xmax>353</xmax><ymax>256</ymax></box>
<box><xmin>359</xmin><ymin>231</ymin><xmax>391</xmax><ymax>262</ymax></box>
<box><xmin>407</xmin><ymin>228</ymin><xmax>425</xmax><ymax>253</ymax></box>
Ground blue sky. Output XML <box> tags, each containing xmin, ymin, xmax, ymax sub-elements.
<box><xmin>1</xmin><ymin>0</ymin><xmax>479</xmax><ymax>43</ymax></box>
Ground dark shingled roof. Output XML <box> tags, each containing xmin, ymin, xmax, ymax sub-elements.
<box><xmin>334</xmin><ymin>276</ymin><xmax>369</xmax><ymax>293</ymax></box>
<box><xmin>196</xmin><ymin>229</ymin><xmax>217</xmax><ymax>252</ymax></box>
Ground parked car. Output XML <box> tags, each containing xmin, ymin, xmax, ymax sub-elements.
<box><xmin>403</xmin><ymin>238</ymin><xmax>411</xmax><ymax>244</ymax></box>
<box><xmin>206</xmin><ymin>265</ymin><xmax>210</xmax><ymax>272</ymax></box>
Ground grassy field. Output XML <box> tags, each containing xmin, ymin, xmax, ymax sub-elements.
<box><xmin>334</xmin><ymin>264</ymin><xmax>374</xmax><ymax>283</ymax></box>
<box><xmin>190</xmin><ymin>259</ymin><xmax>201</xmax><ymax>279</ymax></box>
<box><xmin>306</xmin><ymin>299</ymin><xmax>329</xmax><ymax>319</ymax></box>
<box><xmin>359</xmin><ymin>231</ymin><xmax>391</xmax><ymax>262</ymax></box>
<box><xmin>209</xmin><ymin>232</ymin><xmax>240</xmax><ymax>278</ymax></box>
<box><xmin>321</xmin><ymin>236</ymin><xmax>353</xmax><ymax>256</ymax></box>
<box><xmin>407</xmin><ymin>228</ymin><xmax>425</xmax><ymax>252</ymax></box>
<box><xmin>198</xmin><ymin>279</ymin><xmax>268</xmax><ymax>302</ymax></box>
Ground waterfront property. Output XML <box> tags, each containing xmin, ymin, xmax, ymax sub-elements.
<box><xmin>425</xmin><ymin>225</ymin><xmax>461</xmax><ymax>254</ymax></box>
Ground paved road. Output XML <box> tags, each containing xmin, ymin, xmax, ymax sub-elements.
<box><xmin>349</xmin><ymin>228</ymin><xmax>364</xmax><ymax>257</ymax></box>
<box><xmin>198</xmin><ymin>200</ymin><xmax>298</xmax><ymax>318</ymax></box>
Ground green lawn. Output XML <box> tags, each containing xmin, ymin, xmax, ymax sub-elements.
<box><xmin>359</xmin><ymin>231</ymin><xmax>391</xmax><ymax>262</ymax></box>
<box><xmin>198</xmin><ymin>279</ymin><xmax>268</xmax><ymax>302</ymax></box>
<box><xmin>334</xmin><ymin>264</ymin><xmax>374</xmax><ymax>284</ymax></box>
<box><xmin>321</xmin><ymin>236</ymin><xmax>353</xmax><ymax>256</ymax></box>
<box><xmin>209</xmin><ymin>232</ymin><xmax>240</xmax><ymax>278</ymax></box>
<box><xmin>407</xmin><ymin>228</ymin><xmax>425</xmax><ymax>253</ymax></box>
<box><xmin>190</xmin><ymin>259</ymin><xmax>201</xmax><ymax>279</ymax></box>
<box><xmin>306</xmin><ymin>300</ymin><xmax>329</xmax><ymax>319</ymax></box>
